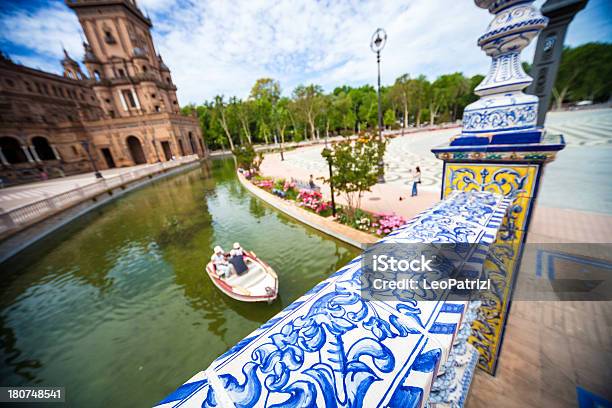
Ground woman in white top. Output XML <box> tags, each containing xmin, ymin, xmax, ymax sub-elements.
<box><xmin>411</xmin><ymin>166</ymin><xmax>421</xmax><ymax>197</ymax></box>
<box><xmin>211</xmin><ymin>246</ymin><xmax>231</xmax><ymax>278</ymax></box>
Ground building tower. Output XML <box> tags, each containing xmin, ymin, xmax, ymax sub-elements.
<box><xmin>66</xmin><ymin>0</ymin><xmax>181</xmax><ymax>119</ymax></box>
<box><xmin>61</xmin><ymin>49</ymin><xmax>87</xmax><ymax>80</ymax></box>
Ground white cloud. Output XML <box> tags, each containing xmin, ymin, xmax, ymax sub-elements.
<box><xmin>0</xmin><ymin>2</ymin><xmax>83</xmax><ymax>75</ymax></box>
<box><xmin>0</xmin><ymin>0</ymin><xmax>597</xmax><ymax>104</ymax></box>
<box><xmin>144</xmin><ymin>0</ymin><xmax>500</xmax><ymax>103</ymax></box>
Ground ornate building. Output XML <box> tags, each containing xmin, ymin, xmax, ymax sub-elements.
<box><xmin>0</xmin><ymin>0</ymin><xmax>206</xmax><ymax>185</ymax></box>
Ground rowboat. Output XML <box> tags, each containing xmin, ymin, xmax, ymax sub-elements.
<box><xmin>206</xmin><ymin>251</ymin><xmax>278</xmax><ymax>303</ymax></box>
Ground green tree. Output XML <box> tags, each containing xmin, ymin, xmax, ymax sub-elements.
<box><xmin>250</xmin><ymin>78</ymin><xmax>281</xmax><ymax>103</ymax></box>
<box><xmin>292</xmin><ymin>84</ymin><xmax>324</xmax><ymax>140</ymax></box>
<box><xmin>389</xmin><ymin>74</ymin><xmax>414</xmax><ymax>128</ymax></box>
<box><xmin>236</xmin><ymin>99</ymin><xmax>254</xmax><ymax>144</ymax></box>
<box><xmin>250</xmin><ymin>78</ymin><xmax>281</xmax><ymax>144</ymax></box>
<box><xmin>272</xmin><ymin>97</ymin><xmax>292</xmax><ymax>146</ymax></box>
<box><xmin>233</xmin><ymin>144</ymin><xmax>263</xmax><ymax>170</ymax></box>
<box><xmin>213</xmin><ymin>95</ymin><xmax>238</xmax><ymax>150</ymax></box>
<box><xmin>411</xmin><ymin>75</ymin><xmax>429</xmax><ymax>126</ymax></box>
<box><xmin>553</xmin><ymin>43</ymin><xmax>612</xmax><ymax>109</ymax></box>
<box><xmin>321</xmin><ymin>136</ymin><xmax>386</xmax><ymax>216</ymax></box>
<box><xmin>383</xmin><ymin>108</ymin><xmax>396</xmax><ymax>128</ymax></box>
<box><xmin>435</xmin><ymin>73</ymin><xmax>470</xmax><ymax>121</ymax></box>
<box><xmin>425</xmin><ymin>79</ymin><xmax>445</xmax><ymax>125</ymax></box>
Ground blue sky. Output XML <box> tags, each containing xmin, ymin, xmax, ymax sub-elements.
<box><xmin>0</xmin><ymin>0</ymin><xmax>610</xmax><ymax>104</ymax></box>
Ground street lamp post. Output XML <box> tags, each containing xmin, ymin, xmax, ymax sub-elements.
<box><xmin>80</xmin><ymin>140</ymin><xmax>103</xmax><ymax>179</ymax></box>
<box><xmin>322</xmin><ymin>147</ymin><xmax>336</xmax><ymax>217</ymax></box>
<box><xmin>370</xmin><ymin>28</ymin><xmax>387</xmax><ymax>183</ymax></box>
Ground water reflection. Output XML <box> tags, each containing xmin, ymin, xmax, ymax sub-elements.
<box><xmin>0</xmin><ymin>158</ymin><xmax>359</xmax><ymax>406</ymax></box>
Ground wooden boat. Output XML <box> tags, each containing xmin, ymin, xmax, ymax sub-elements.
<box><xmin>206</xmin><ymin>251</ymin><xmax>278</xmax><ymax>303</ymax></box>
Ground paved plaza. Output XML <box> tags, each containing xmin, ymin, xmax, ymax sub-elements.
<box><xmin>267</xmin><ymin>108</ymin><xmax>612</xmax><ymax>214</ymax></box>
<box><xmin>261</xmin><ymin>108</ymin><xmax>612</xmax><ymax>243</ymax></box>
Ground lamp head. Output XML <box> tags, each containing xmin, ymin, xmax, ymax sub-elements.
<box><xmin>370</xmin><ymin>28</ymin><xmax>387</xmax><ymax>53</ymax></box>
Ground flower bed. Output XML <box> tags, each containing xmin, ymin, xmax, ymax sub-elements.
<box><xmin>246</xmin><ymin>172</ymin><xmax>406</xmax><ymax>237</ymax></box>
<box><xmin>336</xmin><ymin>208</ymin><xmax>407</xmax><ymax>237</ymax></box>
<box><xmin>296</xmin><ymin>190</ymin><xmax>332</xmax><ymax>216</ymax></box>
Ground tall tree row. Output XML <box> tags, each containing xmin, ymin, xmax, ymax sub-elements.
<box><xmin>181</xmin><ymin>42</ymin><xmax>611</xmax><ymax>150</ymax></box>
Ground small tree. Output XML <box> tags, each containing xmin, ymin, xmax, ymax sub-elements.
<box><xmin>383</xmin><ymin>108</ymin><xmax>396</xmax><ymax>128</ymax></box>
<box><xmin>322</xmin><ymin>135</ymin><xmax>386</xmax><ymax>217</ymax></box>
<box><xmin>233</xmin><ymin>144</ymin><xmax>263</xmax><ymax>171</ymax></box>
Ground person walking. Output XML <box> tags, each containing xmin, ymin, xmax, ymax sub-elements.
<box><xmin>411</xmin><ymin>166</ymin><xmax>421</xmax><ymax>197</ymax></box>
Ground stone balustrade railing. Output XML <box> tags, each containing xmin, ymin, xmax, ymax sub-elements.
<box><xmin>0</xmin><ymin>155</ymin><xmax>199</xmax><ymax>237</ymax></box>
<box><xmin>155</xmin><ymin>190</ymin><xmax>511</xmax><ymax>408</ymax></box>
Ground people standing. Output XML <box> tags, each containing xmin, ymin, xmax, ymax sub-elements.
<box><xmin>411</xmin><ymin>166</ymin><xmax>421</xmax><ymax>197</ymax></box>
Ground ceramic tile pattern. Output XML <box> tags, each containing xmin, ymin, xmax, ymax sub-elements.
<box><xmin>156</xmin><ymin>191</ymin><xmax>510</xmax><ymax>407</ymax></box>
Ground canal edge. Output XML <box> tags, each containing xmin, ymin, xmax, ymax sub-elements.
<box><xmin>0</xmin><ymin>160</ymin><xmax>204</xmax><ymax>264</ymax></box>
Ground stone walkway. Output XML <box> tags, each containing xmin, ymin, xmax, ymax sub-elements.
<box><xmin>260</xmin><ymin>109</ymin><xmax>612</xmax><ymax>242</ymax></box>
<box><xmin>0</xmin><ymin>163</ymin><xmax>156</xmax><ymax>212</ymax></box>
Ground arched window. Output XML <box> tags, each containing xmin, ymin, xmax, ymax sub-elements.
<box><xmin>0</xmin><ymin>137</ymin><xmax>27</xmax><ymax>164</ymax></box>
<box><xmin>32</xmin><ymin>136</ymin><xmax>56</xmax><ymax>161</ymax></box>
<box><xmin>94</xmin><ymin>70</ymin><xmax>101</xmax><ymax>81</ymax></box>
<box><xmin>104</xmin><ymin>29</ymin><xmax>116</xmax><ymax>44</ymax></box>
<box><xmin>188</xmin><ymin>132</ymin><xmax>196</xmax><ymax>154</ymax></box>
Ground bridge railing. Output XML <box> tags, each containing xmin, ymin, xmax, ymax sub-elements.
<box><xmin>155</xmin><ymin>190</ymin><xmax>511</xmax><ymax>408</ymax></box>
<box><xmin>0</xmin><ymin>155</ymin><xmax>199</xmax><ymax>237</ymax></box>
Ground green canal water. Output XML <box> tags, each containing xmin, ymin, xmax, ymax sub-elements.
<box><xmin>0</xmin><ymin>158</ymin><xmax>359</xmax><ymax>407</ymax></box>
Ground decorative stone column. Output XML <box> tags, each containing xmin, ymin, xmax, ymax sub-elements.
<box><xmin>51</xmin><ymin>144</ymin><xmax>61</xmax><ymax>161</ymax></box>
<box><xmin>21</xmin><ymin>145</ymin><xmax>35</xmax><ymax>163</ymax></box>
<box><xmin>0</xmin><ymin>148</ymin><xmax>9</xmax><ymax>166</ymax></box>
<box><xmin>432</xmin><ymin>0</ymin><xmax>564</xmax><ymax>375</ymax></box>
<box><xmin>29</xmin><ymin>145</ymin><xmax>42</xmax><ymax>162</ymax></box>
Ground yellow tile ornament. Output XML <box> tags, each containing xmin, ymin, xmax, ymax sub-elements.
<box><xmin>431</xmin><ymin>0</ymin><xmax>566</xmax><ymax>375</ymax></box>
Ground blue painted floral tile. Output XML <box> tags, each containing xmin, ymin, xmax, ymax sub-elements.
<box><xmin>159</xmin><ymin>191</ymin><xmax>512</xmax><ymax>407</ymax></box>
<box><xmin>154</xmin><ymin>371</ymin><xmax>209</xmax><ymax>408</ymax></box>
<box><xmin>201</xmin><ymin>279</ymin><xmax>446</xmax><ymax>408</ymax></box>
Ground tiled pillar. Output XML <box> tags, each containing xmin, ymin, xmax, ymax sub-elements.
<box><xmin>432</xmin><ymin>0</ymin><xmax>564</xmax><ymax>375</ymax></box>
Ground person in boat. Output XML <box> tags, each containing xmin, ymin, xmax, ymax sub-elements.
<box><xmin>229</xmin><ymin>242</ymin><xmax>249</xmax><ymax>276</ymax></box>
<box><xmin>211</xmin><ymin>246</ymin><xmax>231</xmax><ymax>278</ymax></box>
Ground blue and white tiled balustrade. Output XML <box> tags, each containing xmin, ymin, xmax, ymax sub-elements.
<box><xmin>156</xmin><ymin>191</ymin><xmax>510</xmax><ymax>408</ymax></box>
<box><xmin>459</xmin><ymin>0</ymin><xmax>548</xmax><ymax>138</ymax></box>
